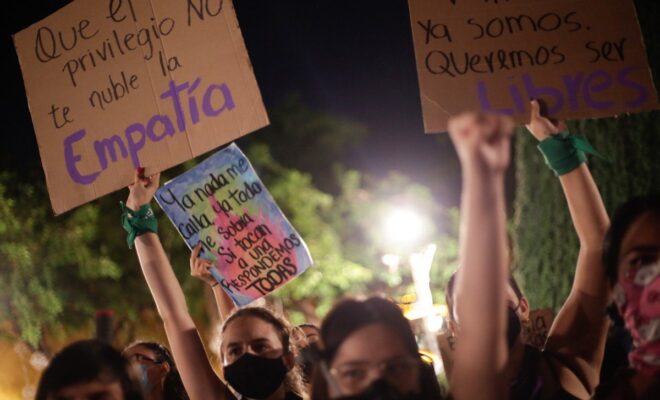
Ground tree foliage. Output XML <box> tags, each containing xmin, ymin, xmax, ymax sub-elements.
<box><xmin>513</xmin><ymin>0</ymin><xmax>660</xmax><ymax>311</ymax></box>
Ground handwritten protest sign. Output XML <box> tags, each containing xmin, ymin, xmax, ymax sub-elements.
<box><xmin>521</xmin><ymin>308</ymin><xmax>554</xmax><ymax>349</ymax></box>
<box><xmin>155</xmin><ymin>144</ymin><xmax>313</xmax><ymax>306</ymax></box>
<box><xmin>437</xmin><ymin>308</ymin><xmax>554</xmax><ymax>378</ymax></box>
<box><xmin>13</xmin><ymin>0</ymin><xmax>268</xmax><ymax>214</ymax></box>
<box><xmin>408</xmin><ymin>0</ymin><xmax>659</xmax><ymax>132</ymax></box>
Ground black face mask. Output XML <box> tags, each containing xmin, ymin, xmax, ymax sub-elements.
<box><xmin>297</xmin><ymin>343</ymin><xmax>319</xmax><ymax>383</ymax></box>
<box><xmin>224</xmin><ymin>353</ymin><xmax>288</xmax><ymax>399</ymax></box>
<box><xmin>335</xmin><ymin>379</ymin><xmax>425</xmax><ymax>400</ymax></box>
<box><xmin>507</xmin><ymin>305</ymin><xmax>522</xmax><ymax>349</ymax></box>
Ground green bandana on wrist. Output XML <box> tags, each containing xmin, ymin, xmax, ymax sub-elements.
<box><xmin>120</xmin><ymin>202</ymin><xmax>158</xmax><ymax>249</ymax></box>
<box><xmin>537</xmin><ymin>132</ymin><xmax>604</xmax><ymax>176</ymax></box>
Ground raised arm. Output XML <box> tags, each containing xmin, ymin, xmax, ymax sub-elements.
<box><xmin>449</xmin><ymin>113</ymin><xmax>513</xmax><ymax>400</ymax></box>
<box><xmin>190</xmin><ymin>244</ymin><xmax>237</xmax><ymax>320</ymax></box>
<box><xmin>526</xmin><ymin>100</ymin><xmax>610</xmax><ymax>396</ymax></box>
<box><xmin>126</xmin><ymin>172</ymin><xmax>229</xmax><ymax>400</ymax></box>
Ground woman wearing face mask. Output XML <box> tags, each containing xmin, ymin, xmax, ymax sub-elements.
<box><xmin>123</xmin><ymin>341</ymin><xmax>189</xmax><ymax>400</ymax></box>
<box><xmin>310</xmin><ymin>296</ymin><xmax>444</xmax><ymax>400</ymax></box>
<box><xmin>595</xmin><ymin>195</ymin><xmax>660</xmax><ymax>399</ymax></box>
<box><xmin>122</xmin><ymin>170</ymin><xmax>305</xmax><ymax>400</ymax></box>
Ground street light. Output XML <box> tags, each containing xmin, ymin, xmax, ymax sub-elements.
<box><xmin>382</xmin><ymin>206</ymin><xmax>442</xmax><ymax>372</ymax></box>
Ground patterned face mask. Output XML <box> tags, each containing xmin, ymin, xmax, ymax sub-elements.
<box><xmin>613</xmin><ymin>261</ymin><xmax>660</xmax><ymax>375</ymax></box>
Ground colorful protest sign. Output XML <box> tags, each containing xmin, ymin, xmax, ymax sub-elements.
<box><xmin>155</xmin><ymin>144</ymin><xmax>313</xmax><ymax>306</ymax></box>
<box><xmin>13</xmin><ymin>0</ymin><xmax>268</xmax><ymax>214</ymax></box>
<box><xmin>408</xmin><ymin>0</ymin><xmax>659</xmax><ymax>132</ymax></box>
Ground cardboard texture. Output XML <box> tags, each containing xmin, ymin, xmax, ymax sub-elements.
<box><xmin>13</xmin><ymin>0</ymin><xmax>268</xmax><ymax>214</ymax></box>
<box><xmin>408</xmin><ymin>0</ymin><xmax>659</xmax><ymax>132</ymax></box>
<box><xmin>437</xmin><ymin>308</ymin><xmax>554</xmax><ymax>378</ymax></box>
<box><xmin>155</xmin><ymin>143</ymin><xmax>313</xmax><ymax>306</ymax></box>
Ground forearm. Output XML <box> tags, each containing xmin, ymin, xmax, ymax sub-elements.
<box><xmin>455</xmin><ymin>162</ymin><xmax>508</xmax><ymax>372</ymax></box>
<box><xmin>558</xmin><ymin>164</ymin><xmax>609</xmax><ymax>251</ymax></box>
<box><xmin>212</xmin><ymin>285</ymin><xmax>236</xmax><ymax>321</ymax></box>
<box><xmin>134</xmin><ymin>232</ymin><xmax>228</xmax><ymax>400</ymax></box>
<box><xmin>135</xmin><ymin>233</ymin><xmax>195</xmax><ymax>327</ymax></box>
<box><xmin>453</xmin><ymin>163</ymin><xmax>508</xmax><ymax>399</ymax></box>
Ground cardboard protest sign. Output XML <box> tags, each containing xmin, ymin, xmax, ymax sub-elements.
<box><xmin>155</xmin><ymin>143</ymin><xmax>313</xmax><ymax>306</ymax></box>
<box><xmin>437</xmin><ymin>308</ymin><xmax>555</xmax><ymax>378</ymax></box>
<box><xmin>408</xmin><ymin>0</ymin><xmax>659</xmax><ymax>132</ymax></box>
<box><xmin>13</xmin><ymin>0</ymin><xmax>268</xmax><ymax>214</ymax></box>
<box><xmin>521</xmin><ymin>308</ymin><xmax>554</xmax><ymax>350</ymax></box>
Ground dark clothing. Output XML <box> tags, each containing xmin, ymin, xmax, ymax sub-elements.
<box><xmin>594</xmin><ymin>368</ymin><xmax>660</xmax><ymax>400</ymax></box>
<box><xmin>228</xmin><ymin>391</ymin><xmax>302</xmax><ymax>400</ymax></box>
<box><xmin>509</xmin><ymin>345</ymin><xmax>580</xmax><ymax>400</ymax></box>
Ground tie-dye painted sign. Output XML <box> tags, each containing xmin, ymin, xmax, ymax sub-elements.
<box><xmin>155</xmin><ymin>144</ymin><xmax>312</xmax><ymax>306</ymax></box>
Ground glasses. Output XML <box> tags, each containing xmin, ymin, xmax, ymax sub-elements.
<box><xmin>126</xmin><ymin>353</ymin><xmax>163</xmax><ymax>364</ymax></box>
<box><xmin>329</xmin><ymin>356</ymin><xmax>420</xmax><ymax>391</ymax></box>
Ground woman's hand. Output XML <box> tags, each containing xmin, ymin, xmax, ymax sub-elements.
<box><xmin>190</xmin><ymin>243</ymin><xmax>218</xmax><ymax>287</ymax></box>
<box><xmin>126</xmin><ymin>168</ymin><xmax>160</xmax><ymax>211</ymax></box>
<box><xmin>526</xmin><ymin>99</ymin><xmax>566</xmax><ymax>141</ymax></box>
<box><xmin>448</xmin><ymin>112</ymin><xmax>514</xmax><ymax>174</ymax></box>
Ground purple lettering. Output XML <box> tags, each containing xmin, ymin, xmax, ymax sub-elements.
<box><xmin>477</xmin><ymin>81</ymin><xmax>514</xmax><ymax>115</ymax></box>
<box><xmin>94</xmin><ymin>135</ymin><xmax>127</xmax><ymax>170</ymax></box>
<box><xmin>146</xmin><ymin>115</ymin><xmax>175</xmax><ymax>142</ymax></box>
<box><xmin>522</xmin><ymin>74</ymin><xmax>564</xmax><ymax>115</ymax></box>
<box><xmin>124</xmin><ymin>123</ymin><xmax>146</xmax><ymax>167</ymax></box>
<box><xmin>561</xmin><ymin>72</ymin><xmax>584</xmax><ymax>111</ymax></box>
<box><xmin>582</xmin><ymin>70</ymin><xmax>614</xmax><ymax>111</ymax></box>
<box><xmin>64</xmin><ymin>129</ymin><xmax>100</xmax><ymax>184</ymax></box>
<box><xmin>617</xmin><ymin>66</ymin><xmax>649</xmax><ymax>107</ymax></box>
<box><xmin>202</xmin><ymin>83</ymin><xmax>235</xmax><ymax>116</ymax></box>
<box><xmin>160</xmin><ymin>80</ymin><xmax>189</xmax><ymax>132</ymax></box>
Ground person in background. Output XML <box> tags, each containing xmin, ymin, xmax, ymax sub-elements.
<box><xmin>36</xmin><ymin>339</ymin><xmax>144</xmax><ymax>400</ymax></box>
<box><xmin>310</xmin><ymin>296</ymin><xmax>443</xmax><ymax>399</ymax></box>
<box><xmin>595</xmin><ymin>195</ymin><xmax>660</xmax><ymax>399</ymax></box>
<box><xmin>298</xmin><ymin>324</ymin><xmax>321</xmax><ymax>345</ymax></box>
<box><xmin>295</xmin><ymin>324</ymin><xmax>322</xmax><ymax>385</ymax></box>
<box><xmin>123</xmin><ymin>341</ymin><xmax>190</xmax><ymax>400</ymax></box>
<box><xmin>447</xmin><ymin>101</ymin><xmax>612</xmax><ymax>399</ymax></box>
<box><xmin>122</xmin><ymin>171</ymin><xmax>305</xmax><ymax>400</ymax></box>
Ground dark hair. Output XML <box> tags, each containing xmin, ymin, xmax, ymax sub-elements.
<box><xmin>445</xmin><ymin>271</ymin><xmax>523</xmax><ymax>321</ymax></box>
<box><xmin>221</xmin><ymin>307</ymin><xmax>305</xmax><ymax>397</ymax></box>
<box><xmin>36</xmin><ymin>339</ymin><xmax>143</xmax><ymax>400</ymax></box>
<box><xmin>603</xmin><ymin>195</ymin><xmax>660</xmax><ymax>287</ymax></box>
<box><xmin>311</xmin><ymin>296</ymin><xmax>443</xmax><ymax>399</ymax></box>
<box><xmin>125</xmin><ymin>341</ymin><xmax>189</xmax><ymax>400</ymax></box>
<box><xmin>298</xmin><ymin>323</ymin><xmax>321</xmax><ymax>334</ymax></box>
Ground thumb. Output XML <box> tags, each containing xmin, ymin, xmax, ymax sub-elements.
<box><xmin>530</xmin><ymin>99</ymin><xmax>542</xmax><ymax>120</ymax></box>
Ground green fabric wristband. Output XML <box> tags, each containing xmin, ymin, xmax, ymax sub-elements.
<box><xmin>120</xmin><ymin>202</ymin><xmax>158</xmax><ymax>249</ymax></box>
<box><xmin>537</xmin><ymin>132</ymin><xmax>603</xmax><ymax>176</ymax></box>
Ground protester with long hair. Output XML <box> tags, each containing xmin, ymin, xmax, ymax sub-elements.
<box><xmin>36</xmin><ymin>339</ymin><xmax>144</xmax><ymax>400</ymax></box>
<box><xmin>310</xmin><ymin>296</ymin><xmax>443</xmax><ymax>399</ymax></box>
<box><xmin>595</xmin><ymin>195</ymin><xmax>660</xmax><ymax>399</ymax></box>
<box><xmin>123</xmin><ymin>341</ymin><xmax>190</xmax><ymax>400</ymax></box>
<box><xmin>122</xmin><ymin>171</ymin><xmax>305</xmax><ymax>400</ymax></box>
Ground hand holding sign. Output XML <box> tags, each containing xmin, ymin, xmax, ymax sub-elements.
<box><xmin>190</xmin><ymin>242</ymin><xmax>218</xmax><ymax>287</ymax></box>
<box><xmin>526</xmin><ymin>100</ymin><xmax>567</xmax><ymax>142</ymax></box>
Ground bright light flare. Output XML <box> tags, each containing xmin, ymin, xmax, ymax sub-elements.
<box><xmin>384</xmin><ymin>208</ymin><xmax>425</xmax><ymax>246</ymax></box>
